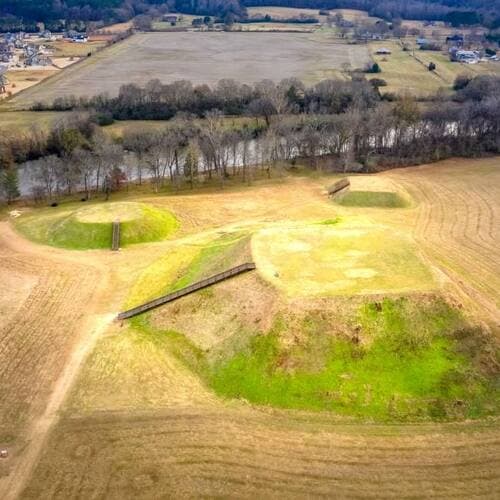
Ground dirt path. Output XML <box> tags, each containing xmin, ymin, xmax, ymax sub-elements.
<box><xmin>2</xmin><ymin>160</ymin><xmax>500</xmax><ymax>498</ymax></box>
<box><xmin>0</xmin><ymin>313</ymin><xmax>114</xmax><ymax>500</ymax></box>
<box><xmin>0</xmin><ymin>223</ymin><xmax>114</xmax><ymax>500</ymax></box>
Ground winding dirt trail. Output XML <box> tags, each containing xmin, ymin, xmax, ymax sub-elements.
<box><xmin>0</xmin><ymin>223</ymin><xmax>113</xmax><ymax>500</ymax></box>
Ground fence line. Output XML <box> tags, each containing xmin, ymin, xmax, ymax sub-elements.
<box><xmin>117</xmin><ymin>262</ymin><xmax>256</xmax><ymax>320</ymax></box>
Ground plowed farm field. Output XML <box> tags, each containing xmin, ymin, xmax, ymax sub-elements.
<box><xmin>8</xmin><ymin>32</ymin><xmax>370</xmax><ymax>109</ymax></box>
<box><xmin>0</xmin><ymin>157</ymin><xmax>498</xmax><ymax>499</ymax></box>
<box><xmin>386</xmin><ymin>158</ymin><xmax>500</xmax><ymax>323</ymax></box>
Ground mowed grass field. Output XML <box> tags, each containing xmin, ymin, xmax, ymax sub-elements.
<box><xmin>247</xmin><ymin>6</ymin><xmax>379</xmax><ymax>23</ymax></box>
<box><xmin>45</xmin><ymin>40</ymin><xmax>106</xmax><ymax>57</ymax></box>
<box><xmin>0</xmin><ymin>158</ymin><xmax>499</xmax><ymax>498</ymax></box>
<box><xmin>1</xmin><ymin>69</ymin><xmax>58</xmax><ymax>101</ymax></box>
<box><xmin>253</xmin><ymin>222</ymin><xmax>435</xmax><ymax>296</ymax></box>
<box><xmin>0</xmin><ymin>111</ymin><xmax>69</xmax><ymax>132</ymax></box>
<box><xmin>8</xmin><ymin>32</ymin><xmax>370</xmax><ymax>108</ymax></box>
<box><xmin>370</xmin><ymin>41</ymin><xmax>500</xmax><ymax>96</ymax></box>
<box><xmin>247</xmin><ymin>6</ymin><xmax>327</xmax><ymax>19</ymax></box>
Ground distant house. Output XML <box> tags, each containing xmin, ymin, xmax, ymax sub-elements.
<box><xmin>446</xmin><ymin>34</ymin><xmax>464</xmax><ymax>47</ymax></box>
<box><xmin>65</xmin><ymin>31</ymin><xmax>88</xmax><ymax>43</ymax></box>
<box><xmin>0</xmin><ymin>43</ymin><xmax>14</xmax><ymax>63</ymax></box>
<box><xmin>450</xmin><ymin>49</ymin><xmax>480</xmax><ymax>63</ymax></box>
<box><xmin>375</xmin><ymin>47</ymin><xmax>391</xmax><ymax>55</ymax></box>
<box><xmin>163</xmin><ymin>14</ymin><xmax>178</xmax><ymax>25</ymax></box>
<box><xmin>26</xmin><ymin>53</ymin><xmax>52</xmax><ymax>66</ymax></box>
<box><xmin>0</xmin><ymin>67</ymin><xmax>7</xmax><ymax>94</ymax></box>
<box><xmin>337</xmin><ymin>19</ymin><xmax>354</xmax><ymax>28</ymax></box>
<box><xmin>416</xmin><ymin>37</ymin><xmax>429</xmax><ymax>46</ymax></box>
<box><xmin>24</xmin><ymin>44</ymin><xmax>53</xmax><ymax>66</ymax></box>
<box><xmin>73</xmin><ymin>34</ymin><xmax>88</xmax><ymax>43</ymax></box>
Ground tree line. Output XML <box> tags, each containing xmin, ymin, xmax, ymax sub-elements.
<box><xmin>1</xmin><ymin>74</ymin><xmax>499</xmax><ymax>204</ymax></box>
<box><xmin>33</xmin><ymin>77</ymin><xmax>380</xmax><ymax>121</ymax></box>
<box><xmin>2</xmin><ymin>0</ymin><xmax>499</xmax><ymax>33</ymax></box>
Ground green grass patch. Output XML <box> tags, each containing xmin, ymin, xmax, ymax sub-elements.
<box><xmin>208</xmin><ymin>297</ymin><xmax>500</xmax><ymax>421</ymax></box>
<box><xmin>15</xmin><ymin>202</ymin><xmax>178</xmax><ymax>250</ymax></box>
<box><xmin>129</xmin><ymin>314</ymin><xmax>208</xmax><ymax>377</ymax></box>
<box><xmin>336</xmin><ymin>190</ymin><xmax>409</xmax><ymax>208</ymax></box>
<box><xmin>171</xmin><ymin>232</ymin><xmax>250</xmax><ymax>290</ymax></box>
<box><xmin>125</xmin><ymin>231</ymin><xmax>250</xmax><ymax>308</ymax></box>
<box><xmin>317</xmin><ymin>217</ymin><xmax>341</xmax><ymax>225</ymax></box>
<box><xmin>122</xmin><ymin>225</ymin><xmax>498</xmax><ymax>422</ymax></box>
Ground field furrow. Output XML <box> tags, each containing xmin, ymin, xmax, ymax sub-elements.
<box><xmin>388</xmin><ymin>158</ymin><xmax>500</xmax><ymax>319</ymax></box>
<box><xmin>21</xmin><ymin>410</ymin><xmax>500</xmax><ymax>499</ymax></box>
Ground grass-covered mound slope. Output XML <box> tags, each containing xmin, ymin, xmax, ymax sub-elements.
<box><xmin>125</xmin><ymin>231</ymin><xmax>499</xmax><ymax>422</ymax></box>
<box><xmin>15</xmin><ymin>201</ymin><xmax>178</xmax><ymax>250</ymax></box>
<box><xmin>126</xmin><ymin>231</ymin><xmax>251</xmax><ymax>309</ymax></box>
<box><xmin>209</xmin><ymin>297</ymin><xmax>499</xmax><ymax>421</ymax></box>
<box><xmin>335</xmin><ymin>190</ymin><xmax>409</xmax><ymax>208</ymax></box>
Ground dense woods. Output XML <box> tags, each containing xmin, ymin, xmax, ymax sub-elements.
<box><xmin>1</xmin><ymin>74</ymin><xmax>499</xmax><ymax>203</ymax></box>
<box><xmin>0</xmin><ymin>0</ymin><xmax>244</xmax><ymax>32</ymax></box>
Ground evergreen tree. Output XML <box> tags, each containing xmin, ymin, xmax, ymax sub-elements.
<box><xmin>1</xmin><ymin>168</ymin><xmax>20</xmax><ymax>204</ymax></box>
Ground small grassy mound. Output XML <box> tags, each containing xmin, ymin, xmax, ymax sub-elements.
<box><xmin>209</xmin><ymin>297</ymin><xmax>500</xmax><ymax>421</ymax></box>
<box><xmin>15</xmin><ymin>202</ymin><xmax>178</xmax><ymax>250</ymax></box>
<box><xmin>336</xmin><ymin>190</ymin><xmax>409</xmax><ymax>208</ymax></box>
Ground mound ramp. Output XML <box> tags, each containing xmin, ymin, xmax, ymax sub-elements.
<box><xmin>117</xmin><ymin>262</ymin><xmax>256</xmax><ymax>320</ymax></box>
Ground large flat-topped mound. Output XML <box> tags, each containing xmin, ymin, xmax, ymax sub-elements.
<box><xmin>252</xmin><ymin>222</ymin><xmax>436</xmax><ymax>296</ymax></box>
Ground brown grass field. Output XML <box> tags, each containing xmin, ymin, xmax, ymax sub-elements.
<box><xmin>247</xmin><ymin>6</ymin><xmax>327</xmax><ymax>19</ymax></box>
<box><xmin>1</xmin><ymin>69</ymin><xmax>58</xmax><ymax>100</ymax></box>
<box><xmin>45</xmin><ymin>40</ymin><xmax>106</xmax><ymax>58</ymax></box>
<box><xmin>7</xmin><ymin>32</ymin><xmax>370</xmax><ymax>109</ymax></box>
<box><xmin>94</xmin><ymin>21</ymin><xmax>133</xmax><ymax>34</ymax></box>
<box><xmin>247</xmin><ymin>6</ymin><xmax>379</xmax><ymax>23</ymax></box>
<box><xmin>0</xmin><ymin>157</ymin><xmax>498</xmax><ymax>498</ymax></box>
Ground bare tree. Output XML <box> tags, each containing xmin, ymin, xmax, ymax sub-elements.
<box><xmin>92</xmin><ymin>142</ymin><xmax>124</xmax><ymax>199</ymax></box>
<box><xmin>30</xmin><ymin>155</ymin><xmax>62</xmax><ymax>201</ymax></box>
<box><xmin>71</xmin><ymin>148</ymin><xmax>95</xmax><ymax>200</ymax></box>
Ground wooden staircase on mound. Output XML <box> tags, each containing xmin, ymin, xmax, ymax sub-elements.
<box><xmin>117</xmin><ymin>262</ymin><xmax>256</xmax><ymax>320</ymax></box>
<box><xmin>111</xmin><ymin>220</ymin><xmax>120</xmax><ymax>251</ymax></box>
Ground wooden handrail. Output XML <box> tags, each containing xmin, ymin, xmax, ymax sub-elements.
<box><xmin>117</xmin><ymin>262</ymin><xmax>256</xmax><ymax>320</ymax></box>
<box><xmin>328</xmin><ymin>178</ymin><xmax>350</xmax><ymax>196</ymax></box>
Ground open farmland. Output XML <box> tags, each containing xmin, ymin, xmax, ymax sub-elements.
<box><xmin>247</xmin><ymin>6</ymin><xmax>327</xmax><ymax>19</ymax></box>
<box><xmin>0</xmin><ymin>156</ymin><xmax>498</xmax><ymax>499</ymax></box>
<box><xmin>369</xmin><ymin>41</ymin><xmax>500</xmax><ymax>96</ymax></box>
<box><xmin>45</xmin><ymin>40</ymin><xmax>106</xmax><ymax>58</ymax></box>
<box><xmin>1</xmin><ymin>69</ymin><xmax>58</xmax><ymax>100</ymax></box>
<box><xmin>388</xmin><ymin>158</ymin><xmax>500</xmax><ymax>321</ymax></box>
<box><xmin>246</xmin><ymin>6</ymin><xmax>379</xmax><ymax>22</ymax></box>
<box><xmin>8</xmin><ymin>32</ymin><xmax>371</xmax><ymax>109</ymax></box>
